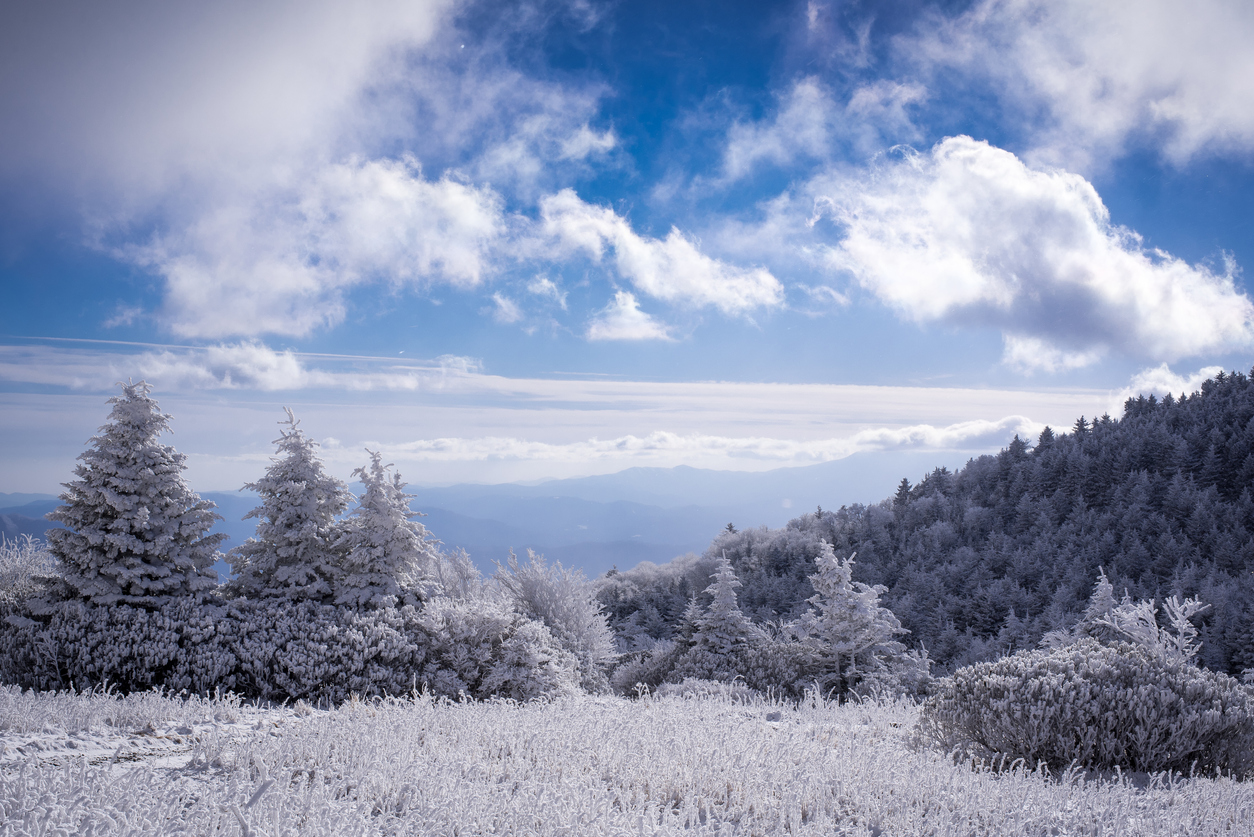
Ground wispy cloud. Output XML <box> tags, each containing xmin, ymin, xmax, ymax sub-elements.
<box><xmin>905</xmin><ymin>0</ymin><xmax>1254</xmax><ymax>168</ymax></box>
<box><xmin>356</xmin><ymin>415</ymin><xmax>1044</xmax><ymax>467</ymax></box>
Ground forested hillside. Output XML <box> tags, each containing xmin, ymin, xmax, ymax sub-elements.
<box><xmin>599</xmin><ymin>369</ymin><xmax>1254</xmax><ymax>675</ymax></box>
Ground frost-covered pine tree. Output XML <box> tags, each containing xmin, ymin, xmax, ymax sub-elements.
<box><xmin>46</xmin><ymin>381</ymin><xmax>222</xmax><ymax>606</ymax></box>
<box><xmin>669</xmin><ymin>553</ymin><xmax>763</xmax><ymax>684</ymax></box>
<box><xmin>227</xmin><ymin>410</ymin><xmax>352</xmax><ymax>602</ymax></box>
<box><xmin>334</xmin><ymin>450</ymin><xmax>439</xmax><ymax>609</ymax></box>
<box><xmin>693</xmin><ymin>553</ymin><xmax>758</xmax><ymax>657</ymax></box>
<box><xmin>800</xmin><ymin>542</ymin><xmax>907</xmax><ymax>695</ymax></box>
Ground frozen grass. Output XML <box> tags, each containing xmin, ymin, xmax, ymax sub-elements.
<box><xmin>0</xmin><ymin>683</ymin><xmax>243</xmax><ymax>734</ymax></box>
<box><xmin>2</xmin><ymin>688</ymin><xmax>1252</xmax><ymax>835</ymax></box>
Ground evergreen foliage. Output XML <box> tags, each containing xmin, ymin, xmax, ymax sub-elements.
<box><xmin>227</xmin><ymin>409</ymin><xmax>353</xmax><ymax>602</ymax></box>
<box><xmin>45</xmin><ymin>381</ymin><xmax>222</xmax><ymax>607</ymax></box>
<box><xmin>603</xmin><ymin>368</ymin><xmax>1254</xmax><ymax>676</ymax></box>
<box><xmin>798</xmin><ymin>544</ymin><xmax>910</xmax><ymax>696</ymax></box>
<box><xmin>335</xmin><ymin>451</ymin><xmax>440</xmax><ymax>609</ymax></box>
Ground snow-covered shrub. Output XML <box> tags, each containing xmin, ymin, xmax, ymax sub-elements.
<box><xmin>610</xmin><ymin>639</ymin><xmax>683</xmax><ymax>696</ymax></box>
<box><xmin>23</xmin><ymin>600</ymin><xmax>186</xmax><ymax>692</ymax></box>
<box><xmin>434</xmin><ymin>547</ymin><xmax>484</xmax><ymax>600</ymax></box>
<box><xmin>335</xmin><ymin>451</ymin><xmax>440</xmax><ymax>609</ymax></box>
<box><xmin>414</xmin><ymin>596</ymin><xmax>580</xmax><ymax>702</ymax></box>
<box><xmin>918</xmin><ymin>638</ymin><xmax>1254</xmax><ymax>775</ymax></box>
<box><xmin>227</xmin><ymin>409</ymin><xmax>353</xmax><ymax>602</ymax></box>
<box><xmin>0</xmin><ymin>536</ymin><xmax>60</xmax><ymax>613</ymax></box>
<box><xmin>228</xmin><ymin>600</ymin><xmax>425</xmax><ymax>703</ymax></box>
<box><xmin>1045</xmin><ymin>570</ymin><xmax>1210</xmax><ymax>665</ymax></box>
<box><xmin>496</xmin><ymin>550</ymin><xmax>617</xmax><ymax>692</ymax></box>
<box><xmin>46</xmin><ymin>381</ymin><xmax>222</xmax><ymax>606</ymax></box>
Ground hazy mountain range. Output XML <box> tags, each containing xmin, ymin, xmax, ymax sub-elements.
<box><xmin>1</xmin><ymin>449</ymin><xmax>966</xmax><ymax>579</ymax></box>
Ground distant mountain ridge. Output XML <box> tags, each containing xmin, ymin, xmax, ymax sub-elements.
<box><xmin>3</xmin><ymin>448</ymin><xmax>973</xmax><ymax>578</ymax></box>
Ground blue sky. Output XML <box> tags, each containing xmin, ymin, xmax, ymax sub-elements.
<box><xmin>2</xmin><ymin>0</ymin><xmax>1253</xmax><ymax>494</ymax></box>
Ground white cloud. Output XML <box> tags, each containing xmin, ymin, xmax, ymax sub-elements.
<box><xmin>527</xmin><ymin>275</ymin><xmax>568</xmax><ymax>309</ymax></box>
<box><xmin>817</xmin><ymin>136</ymin><xmax>1254</xmax><ymax>370</ymax></box>
<box><xmin>0</xmin><ymin>0</ymin><xmax>451</xmax><ymax>202</ymax></box>
<box><xmin>559</xmin><ymin>125</ymin><xmax>617</xmax><ymax>160</ymax></box>
<box><xmin>718</xmin><ymin>78</ymin><xmax>925</xmax><ymax>182</ymax></box>
<box><xmin>722</xmin><ymin>79</ymin><xmax>837</xmax><ymax>180</ymax></box>
<box><xmin>586</xmin><ymin>292</ymin><xmax>674</xmax><ymax>342</ymax></box>
<box><xmin>0</xmin><ymin>2</ymin><xmax>625</xmax><ymax>339</ymax></box>
<box><xmin>1115</xmin><ymin>363</ymin><xmax>1227</xmax><ymax>406</ymax></box>
<box><xmin>1</xmin><ymin>339</ymin><xmax>1116</xmax><ymax>488</ymax></box>
<box><xmin>134</xmin><ymin>158</ymin><xmax>507</xmax><ymax>338</ymax></box>
<box><xmin>491</xmin><ymin>293</ymin><xmax>523</xmax><ymax>324</ymax></box>
<box><xmin>366</xmin><ymin>415</ymin><xmax>1043</xmax><ymax>465</ymax></box>
<box><xmin>910</xmin><ymin>0</ymin><xmax>1254</xmax><ymax>167</ymax></box>
<box><xmin>541</xmin><ymin>189</ymin><xmax>784</xmax><ymax>314</ymax></box>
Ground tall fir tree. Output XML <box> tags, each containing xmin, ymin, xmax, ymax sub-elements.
<box><xmin>46</xmin><ymin>381</ymin><xmax>222</xmax><ymax>606</ymax></box>
<box><xmin>227</xmin><ymin>410</ymin><xmax>352</xmax><ymax>602</ymax></box>
<box><xmin>334</xmin><ymin>450</ymin><xmax>439</xmax><ymax>608</ymax></box>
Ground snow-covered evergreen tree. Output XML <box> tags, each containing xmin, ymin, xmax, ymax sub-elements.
<box><xmin>45</xmin><ymin>381</ymin><xmax>222</xmax><ymax>606</ymax></box>
<box><xmin>334</xmin><ymin>450</ymin><xmax>439</xmax><ymax>608</ymax></box>
<box><xmin>693</xmin><ymin>553</ymin><xmax>758</xmax><ymax>657</ymax></box>
<box><xmin>669</xmin><ymin>553</ymin><xmax>762</xmax><ymax>683</ymax></box>
<box><xmin>800</xmin><ymin>542</ymin><xmax>907</xmax><ymax>695</ymax></box>
<box><xmin>227</xmin><ymin>410</ymin><xmax>352</xmax><ymax>602</ymax></box>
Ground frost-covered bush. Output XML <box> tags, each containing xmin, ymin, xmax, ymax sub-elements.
<box><xmin>334</xmin><ymin>451</ymin><xmax>440</xmax><ymax>609</ymax></box>
<box><xmin>496</xmin><ymin>550</ymin><xmax>617</xmax><ymax>692</ymax></box>
<box><xmin>414</xmin><ymin>596</ymin><xmax>580</xmax><ymax>702</ymax></box>
<box><xmin>46</xmin><ymin>381</ymin><xmax>222</xmax><ymax>606</ymax></box>
<box><xmin>227</xmin><ymin>410</ymin><xmax>353</xmax><ymax>602</ymax></box>
<box><xmin>610</xmin><ymin>639</ymin><xmax>683</xmax><ymax>696</ymax></box>
<box><xmin>918</xmin><ymin>638</ymin><xmax>1254</xmax><ymax>775</ymax></box>
<box><xmin>228</xmin><ymin>600</ymin><xmax>425</xmax><ymax>702</ymax></box>
<box><xmin>0</xmin><ymin>593</ymin><xmax>582</xmax><ymax>704</ymax></box>
<box><xmin>0</xmin><ymin>536</ymin><xmax>60</xmax><ymax>613</ymax></box>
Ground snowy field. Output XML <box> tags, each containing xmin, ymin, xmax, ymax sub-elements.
<box><xmin>2</xmin><ymin>686</ymin><xmax>1251</xmax><ymax>836</ymax></box>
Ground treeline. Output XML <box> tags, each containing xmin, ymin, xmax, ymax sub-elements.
<box><xmin>599</xmin><ymin>369</ymin><xmax>1254</xmax><ymax>676</ymax></box>
<box><xmin>0</xmin><ymin>383</ymin><xmax>616</xmax><ymax>702</ymax></box>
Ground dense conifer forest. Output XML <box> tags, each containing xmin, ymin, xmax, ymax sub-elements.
<box><xmin>598</xmin><ymin>369</ymin><xmax>1254</xmax><ymax>676</ymax></box>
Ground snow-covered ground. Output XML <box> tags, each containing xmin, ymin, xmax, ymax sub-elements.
<box><xmin>1</xmin><ymin>685</ymin><xmax>1250</xmax><ymax>835</ymax></box>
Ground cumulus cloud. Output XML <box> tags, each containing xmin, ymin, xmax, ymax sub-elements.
<box><xmin>541</xmin><ymin>189</ymin><xmax>784</xmax><ymax>314</ymax></box>
<box><xmin>0</xmin><ymin>0</ymin><xmax>450</xmax><ymax>202</ymax></box>
<box><xmin>586</xmin><ymin>292</ymin><xmax>674</xmax><ymax>342</ymax></box>
<box><xmin>817</xmin><ymin>136</ymin><xmax>1254</xmax><ymax>370</ymax></box>
<box><xmin>909</xmin><ymin>0</ymin><xmax>1254</xmax><ymax>167</ymax></box>
<box><xmin>133</xmin><ymin>158</ymin><xmax>507</xmax><ymax>338</ymax></box>
<box><xmin>0</xmin><ymin>2</ymin><xmax>627</xmax><ymax>339</ymax></box>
